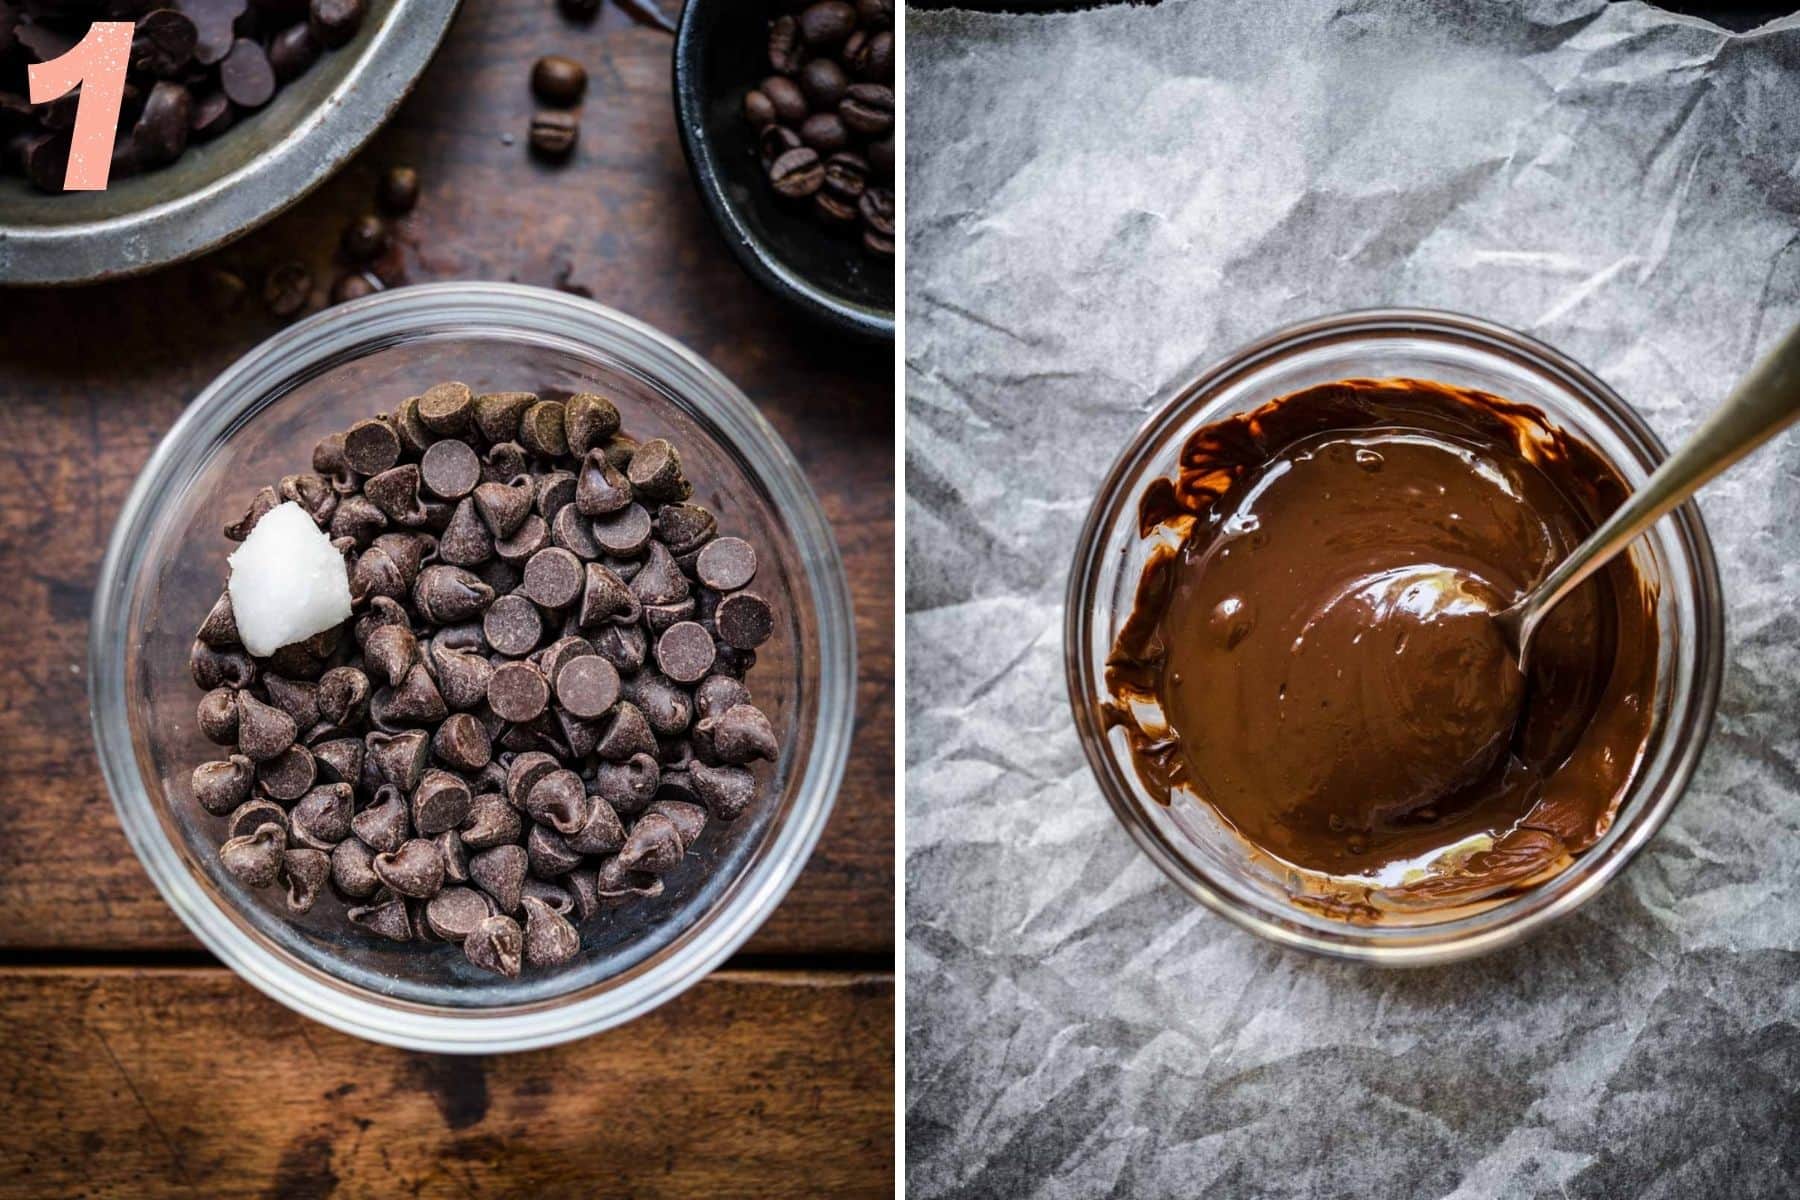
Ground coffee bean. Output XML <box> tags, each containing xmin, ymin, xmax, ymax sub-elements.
<box><xmin>221</xmin><ymin>824</ymin><xmax>285</xmax><ymax>887</ymax></box>
<box><xmin>860</xmin><ymin>185</ymin><xmax>894</xmax><ymax>236</ymax></box>
<box><xmin>268</xmin><ymin>21</ymin><xmax>320</xmax><ymax>81</ymax></box>
<box><xmin>759</xmin><ymin>123</ymin><xmax>803</xmax><ymax>164</ymax></box>
<box><xmin>863</xmin><ymin>30</ymin><xmax>894</xmax><ymax>84</ymax></box>
<box><xmin>483</xmin><ymin>594</ymin><xmax>543</xmax><ymax>657</ymax></box>
<box><xmin>767</xmin><ymin>14</ymin><xmax>803</xmax><ymax>73</ymax></box>
<box><xmin>655</xmin><ymin>622</ymin><xmax>716</xmax><ymax>685</ymax></box>
<box><xmin>799</xmin><ymin>57</ymin><xmax>848</xmax><ymax>109</ymax></box>
<box><xmin>715</xmin><ymin>591</ymin><xmax>775</xmax><ymax>650</ymax></box>
<box><xmin>309</xmin><ymin>0</ymin><xmax>364</xmax><ymax>48</ymax></box>
<box><xmin>282</xmin><ymin>847</ymin><xmax>330</xmax><ymax>913</ymax></box>
<box><xmin>348</xmin><ymin>893</ymin><xmax>413</xmax><ymax>942</ymax></box>
<box><xmin>839</xmin><ymin>82</ymin><xmax>892</xmax><ymax>136</ymax></box>
<box><xmin>529</xmin><ymin>110</ymin><xmax>579</xmax><ymax>160</ymax></box>
<box><xmin>531</xmin><ymin>55</ymin><xmax>586</xmax><ymax>107</ymax></box>
<box><xmin>857</xmin><ymin>0</ymin><xmax>892</xmax><ymax>28</ymax></box>
<box><xmin>464</xmin><ymin>913</ymin><xmax>523</xmax><ymax>976</ymax></box>
<box><xmin>800</xmin><ymin>112</ymin><xmax>848</xmax><ymax>155</ymax></box>
<box><xmin>743</xmin><ymin>89</ymin><xmax>776</xmax><ymax>130</ymax></box>
<box><xmin>761</xmin><ymin>75</ymin><xmax>807</xmax><ymax>125</ymax></box>
<box><xmin>823</xmin><ymin>150</ymin><xmax>868</xmax><ymax>201</ymax></box>
<box><xmin>815</xmin><ymin>189</ymin><xmax>858</xmax><ymax>226</ymax></box>
<box><xmin>220</xmin><ymin>38</ymin><xmax>274</xmax><ymax>108</ymax></box>
<box><xmin>798</xmin><ymin>0</ymin><xmax>855</xmax><ymax>47</ymax></box>
<box><xmin>770</xmin><ymin>147</ymin><xmax>824</xmax><ymax>198</ymax></box>
<box><xmin>470</xmin><ymin>843</ymin><xmax>527</xmax><ymax>914</ymax></box>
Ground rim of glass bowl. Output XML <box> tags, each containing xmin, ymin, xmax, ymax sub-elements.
<box><xmin>1064</xmin><ymin>308</ymin><xmax>1724</xmax><ymax>966</ymax></box>
<box><xmin>90</xmin><ymin>282</ymin><xmax>856</xmax><ymax>1051</ymax></box>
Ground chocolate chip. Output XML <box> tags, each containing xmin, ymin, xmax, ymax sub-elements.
<box><xmin>433</xmin><ymin>646</ymin><xmax>495</xmax><ymax>712</ymax></box>
<box><xmin>563</xmin><ymin>394</ymin><xmax>621</xmax><ymax>457</ymax></box>
<box><xmin>192</xmin><ymin>640</ymin><xmax>257</xmax><ymax>690</ymax></box>
<box><xmin>460</xmin><ymin>792</ymin><xmax>523</xmax><ymax>849</ymax></box>
<box><xmin>540</xmin><ymin>636</ymin><xmax>597</xmax><ymax>683</ymax></box>
<box><xmin>715</xmin><ymin>591</ymin><xmax>775</xmax><ymax>650</ymax></box>
<box><xmin>330</xmin><ymin>494</ymin><xmax>388</xmax><ymax>546</ymax></box>
<box><xmin>269</xmin><ymin>21</ymin><xmax>320</xmax><ymax>81</ymax></box>
<box><xmin>236</xmin><ymin>692</ymin><xmax>297</xmax><ymax>762</ymax></box>
<box><xmin>351</xmin><ymin>784</ymin><xmax>412</xmax><ymax>853</ymax></box>
<box><xmin>534</xmin><ymin>471</ymin><xmax>577</xmax><ymax>522</ymax></box>
<box><xmin>591</xmin><ymin>622</ymin><xmax>648</xmax><ymax>673</ymax></box>
<box><xmin>472</xmin><ymin>393</ymin><xmax>533</xmax><ymax>444</ymax></box>
<box><xmin>470</xmin><ymin>844</ymin><xmax>527</xmax><ymax>914</ymax></box>
<box><xmin>619</xmin><ymin>812</ymin><xmax>684</xmax><ymax>875</ymax></box>
<box><xmin>524</xmin><ymin>769</ymin><xmax>588</xmax><ymax>835</ymax></box>
<box><xmin>432</xmin><ymin>712</ymin><xmax>492</xmax><ymax>773</ymax></box>
<box><xmin>411</xmin><ymin>769</ymin><xmax>472</xmax><ymax>836</ymax></box>
<box><xmin>473</xmin><ymin>478</ymin><xmax>534</xmax><ymax>539</ymax></box>
<box><xmin>197</xmin><ymin>590</ymin><xmax>239</xmax><ymax>647</ymax></box>
<box><xmin>655</xmin><ymin>622</ymin><xmax>716</xmax><ymax>684</ymax></box>
<box><xmin>575</xmin><ymin>449</ymin><xmax>633</xmax><ymax>516</ymax></box>
<box><xmin>521</xmin><ymin>547</ymin><xmax>584</xmax><ymax>610</ymax></box>
<box><xmin>364</xmin><ymin>464</ymin><xmax>426</xmax><ymax>526</ymax></box>
<box><xmin>412</xmin><ymin>382</ymin><xmax>469</xmax><ymax>437</ymax></box>
<box><xmin>566</xmin><ymin>789</ymin><xmax>626</xmax><ymax>854</ymax></box>
<box><xmin>495</xmin><ymin>514</ymin><xmax>550</xmax><ymax>565</ymax></box>
<box><xmin>488</xmin><ymin>661</ymin><xmax>550</xmax><ymax>723</ymax></box>
<box><xmin>221</xmin><ymin>824</ymin><xmax>285</xmax><ymax>887</ymax></box>
<box><xmin>257</xmin><ymin>744</ymin><xmax>316</xmax><ymax>802</ymax></box>
<box><xmin>527</xmin><ymin>823</ymin><xmax>583</xmax><ymax>878</ymax></box>
<box><xmin>436</xmin><ymin>828</ymin><xmax>470</xmax><ymax>884</ymax></box>
<box><xmin>546</xmin><ymin>504</ymin><xmax>599</xmax><ymax>560</ymax></box>
<box><xmin>625</xmin><ymin>438</ymin><xmax>684</xmax><ymax>501</ymax></box>
<box><xmin>425</xmin><ymin>886</ymin><xmax>493</xmax><ymax>941</ymax></box>
<box><xmin>626</xmin><ymin>672</ymin><xmax>692</xmax><ymax>736</ymax></box>
<box><xmin>483</xmin><ymin>593</ymin><xmax>544</xmax><ymax>657</ymax></box>
<box><xmin>630</xmin><ymin>542</ymin><xmax>690</xmax><ymax>607</ymax></box>
<box><xmin>374</xmin><ymin>838</ymin><xmax>445</xmax><ymax>898</ymax></box>
<box><xmin>330</xmin><ymin>837</ymin><xmax>382</xmax><ymax>899</ymax></box>
<box><xmin>343</xmin><ymin>417</ymin><xmax>401</xmax><ymax>475</ymax></box>
<box><xmin>198</xmin><ymin>687</ymin><xmax>240</xmax><ymax>744</ymax></box>
<box><xmin>592</xmin><ymin>504</ymin><xmax>652</xmax><ymax>557</ymax></box>
<box><xmin>413</xmin><ymin>565</ymin><xmax>495</xmax><ymax>624</ymax></box>
<box><xmin>220</xmin><ymin>38</ymin><xmax>274</xmax><ymax>107</ymax></box>
<box><xmin>366</xmin><ymin>728</ymin><xmax>430</xmax><ymax>791</ymax></box>
<box><xmin>313</xmin><ymin>736</ymin><xmax>364</xmax><ymax>786</ymax></box>
<box><xmin>554</xmin><ymin>655</ymin><xmax>620</xmax><ymax>720</ymax></box>
<box><xmin>420</xmin><ymin>438</ymin><xmax>481</xmax><ymax>499</ymax></box>
<box><xmin>521</xmin><ymin>895</ymin><xmax>581</xmax><ymax>967</ymax></box>
<box><xmin>310</xmin><ymin>0</ymin><xmax>366</xmax><ymax>48</ymax></box>
<box><xmin>590</xmin><ymin>752</ymin><xmax>661</xmax><ymax>816</ymax></box>
<box><xmin>227</xmin><ymin>797</ymin><xmax>288</xmax><ymax>842</ymax></box>
<box><xmin>348</xmin><ymin>893</ymin><xmax>413</xmax><ymax>942</ymax></box>
<box><xmin>505</xmin><ymin>751</ymin><xmax>562</xmax><ymax>809</ymax></box>
<box><xmin>653</xmin><ymin>503</ymin><xmax>717</xmax><ymax>556</ymax></box>
<box><xmin>649</xmin><ymin>799</ymin><xmax>707</xmax><ymax>849</ymax></box>
<box><xmin>696</xmin><ymin>536</ymin><xmax>757</xmax><ymax>591</ymax></box>
<box><xmin>194</xmin><ymin>756</ymin><xmax>256</xmax><ymax>814</ymax></box>
<box><xmin>362</xmin><ymin>623</ymin><xmax>416</xmax><ymax>687</ymax></box>
<box><xmin>464</xmin><ymin>913</ymin><xmax>523</xmax><ymax>976</ymax></box>
<box><xmin>291</xmin><ymin>783</ymin><xmax>354</xmax><ymax>848</ymax></box>
<box><xmin>593</xmin><ymin>854</ymin><xmax>663</xmax><ymax>906</ymax></box>
<box><xmin>375</xmin><ymin>663</ymin><xmax>448</xmax><ymax>726</ymax></box>
<box><xmin>579</xmin><ymin>562</ymin><xmax>640</xmax><ymax>628</ymax></box>
<box><xmin>690</xmin><ymin>760</ymin><xmax>757</xmax><ymax>821</ymax></box>
<box><xmin>282</xmin><ymin>848</ymin><xmax>330</xmax><ymax>914</ymax></box>
<box><xmin>439</xmin><ymin>497</ymin><xmax>495</xmax><ymax>566</ymax></box>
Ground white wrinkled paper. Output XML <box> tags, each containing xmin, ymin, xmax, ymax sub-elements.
<box><xmin>905</xmin><ymin>2</ymin><xmax>1800</xmax><ymax>1195</ymax></box>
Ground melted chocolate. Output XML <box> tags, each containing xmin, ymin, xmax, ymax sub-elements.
<box><xmin>1106</xmin><ymin>378</ymin><xmax>1659</xmax><ymax>911</ymax></box>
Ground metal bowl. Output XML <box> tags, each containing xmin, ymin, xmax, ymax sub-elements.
<box><xmin>0</xmin><ymin>0</ymin><xmax>460</xmax><ymax>286</ymax></box>
<box><xmin>673</xmin><ymin>0</ymin><xmax>894</xmax><ymax>341</ymax></box>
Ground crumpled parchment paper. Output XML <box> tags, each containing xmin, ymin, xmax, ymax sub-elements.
<box><xmin>905</xmin><ymin>2</ymin><xmax>1800</xmax><ymax>1196</ymax></box>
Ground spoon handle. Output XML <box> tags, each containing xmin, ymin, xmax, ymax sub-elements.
<box><xmin>1517</xmin><ymin>321</ymin><xmax>1800</xmax><ymax>639</ymax></box>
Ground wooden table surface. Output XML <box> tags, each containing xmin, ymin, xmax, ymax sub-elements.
<box><xmin>0</xmin><ymin>2</ymin><xmax>895</xmax><ymax>1194</ymax></box>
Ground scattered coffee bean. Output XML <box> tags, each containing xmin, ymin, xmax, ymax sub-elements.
<box><xmin>263</xmin><ymin>261</ymin><xmax>313</xmax><ymax>318</ymax></box>
<box><xmin>378</xmin><ymin>164</ymin><xmax>420</xmax><ymax>215</ymax></box>
<box><xmin>531</xmin><ymin>55</ymin><xmax>587</xmax><ymax>107</ymax></box>
<box><xmin>529</xmin><ymin>110</ymin><xmax>579</xmax><ymax>161</ymax></box>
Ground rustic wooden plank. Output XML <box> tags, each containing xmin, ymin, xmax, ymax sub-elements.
<box><xmin>0</xmin><ymin>966</ymin><xmax>894</xmax><ymax>1199</ymax></box>
<box><xmin>0</xmin><ymin>0</ymin><xmax>893</xmax><ymax>956</ymax></box>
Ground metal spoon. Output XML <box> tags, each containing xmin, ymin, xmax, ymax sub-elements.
<box><xmin>1498</xmin><ymin>322</ymin><xmax>1800</xmax><ymax>671</ymax></box>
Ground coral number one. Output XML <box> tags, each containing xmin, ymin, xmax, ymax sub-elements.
<box><xmin>26</xmin><ymin>22</ymin><xmax>133</xmax><ymax>192</ymax></box>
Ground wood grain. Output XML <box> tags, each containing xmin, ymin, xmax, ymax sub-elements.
<box><xmin>0</xmin><ymin>967</ymin><xmax>894</xmax><ymax>1198</ymax></box>
<box><xmin>0</xmin><ymin>0</ymin><xmax>893</xmax><ymax>958</ymax></box>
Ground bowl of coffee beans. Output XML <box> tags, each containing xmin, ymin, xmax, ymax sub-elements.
<box><xmin>91</xmin><ymin>281</ymin><xmax>855</xmax><ymax>1051</ymax></box>
<box><xmin>673</xmin><ymin>0</ymin><xmax>893</xmax><ymax>340</ymax></box>
<box><xmin>0</xmin><ymin>0</ymin><xmax>459</xmax><ymax>285</ymax></box>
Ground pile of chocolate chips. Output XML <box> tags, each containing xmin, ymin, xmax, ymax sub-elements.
<box><xmin>1</xmin><ymin>0</ymin><xmax>365</xmax><ymax>193</ymax></box>
<box><xmin>188</xmin><ymin>383</ymin><xmax>780</xmax><ymax>979</ymax></box>
<box><xmin>742</xmin><ymin>0</ymin><xmax>895</xmax><ymax>257</ymax></box>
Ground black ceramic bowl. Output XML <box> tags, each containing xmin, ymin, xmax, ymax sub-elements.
<box><xmin>673</xmin><ymin>0</ymin><xmax>894</xmax><ymax>341</ymax></box>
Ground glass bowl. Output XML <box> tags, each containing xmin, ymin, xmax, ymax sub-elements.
<box><xmin>1066</xmin><ymin>309</ymin><xmax>1724</xmax><ymax>965</ymax></box>
<box><xmin>91</xmin><ymin>282</ymin><xmax>856</xmax><ymax>1050</ymax></box>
